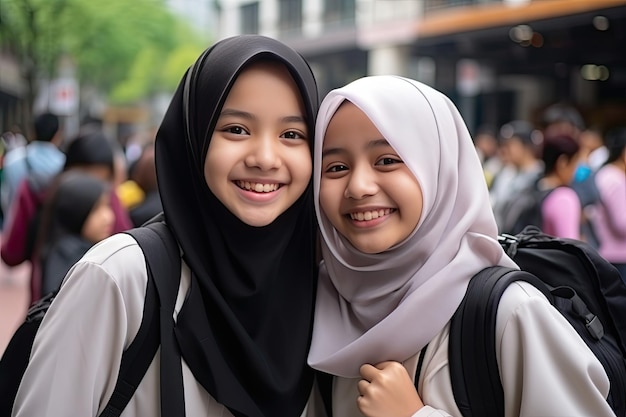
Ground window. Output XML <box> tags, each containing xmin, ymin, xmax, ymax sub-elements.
<box><xmin>324</xmin><ymin>0</ymin><xmax>355</xmax><ymax>27</ymax></box>
<box><xmin>278</xmin><ymin>0</ymin><xmax>302</xmax><ymax>35</ymax></box>
<box><xmin>240</xmin><ymin>2</ymin><xmax>259</xmax><ymax>34</ymax></box>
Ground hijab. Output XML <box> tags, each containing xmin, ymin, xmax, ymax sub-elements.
<box><xmin>155</xmin><ymin>35</ymin><xmax>319</xmax><ymax>417</ymax></box>
<box><xmin>308</xmin><ymin>75</ymin><xmax>517</xmax><ymax>378</ymax></box>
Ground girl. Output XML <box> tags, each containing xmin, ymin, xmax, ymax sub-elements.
<box><xmin>37</xmin><ymin>171</ymin><xmax>114</xmax><ymax>295</ymax></box>
<box><xmin>13</xmin><ymin>35</ymin><xmax>319</xmax><ymax>416</ymax></box>
<box><xmin>308</xmin><ymin>76</ymin><xmax>613</xmax><ymax>417</ymax></box>
<box><xmin>537</xmin><ymin>133</ymin><xmax>583</xmax><ymax>240</ymax></box>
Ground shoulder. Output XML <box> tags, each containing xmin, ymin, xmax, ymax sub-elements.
<box><xmin>496</xmin><ymin>280</ymin><xmax>550</xmax><ymax>320</ymax></box>
<box><xmin>544</xmin><ymin>187</ymin><xmax>579</xmax><ymax>207</ymax></box>
<box><xmin>77</xmin><ymin>233</ymin><xmax>148</xmax><ymax>290</ymax></box>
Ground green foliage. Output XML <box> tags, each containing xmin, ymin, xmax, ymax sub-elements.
<box><xmin>0</xmin><ymin>0</ymin><xmax>210</xmax><ymax>105</ymax></box>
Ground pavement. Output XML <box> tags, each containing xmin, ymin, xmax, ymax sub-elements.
<box><xmin>0</xmin><ymin>234</ymin><xmax>30</xmax><ymax>357</ymax></box>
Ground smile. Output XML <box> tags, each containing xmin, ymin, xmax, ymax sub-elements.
<box><xmin>236</xmin><ymin>180</ymin><xmax>281</xmax><ymax>193</ymax></box>
<box><xmin>349</xmin><ymin>208</ymin><xmax>394</xmax><ymax>221</ymax></box>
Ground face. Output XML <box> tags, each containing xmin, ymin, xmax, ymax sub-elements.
<box><xmin>81</xmin><ymin>193</ymin><xmax>115</xmax><ymax>243</ymax></box>
<box><xmin>320</xmin><ymin>102</ymin><xmax>423</xmax><ymax>254</ymax></box>
<box><xmin>204</xmin><ymin>61</ymin><xmax>312</xmax><ymax>227</ymax></box>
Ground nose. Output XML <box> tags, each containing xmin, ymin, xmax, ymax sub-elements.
<box><xmin>344</xmin><ymin>164</ymin><xmax>378</xmax><ymax>199</ymax></box>
<box><xmin>245</xmin><ymin>134</ymin><xmax>281</xmax><ymax>171</ymax></box>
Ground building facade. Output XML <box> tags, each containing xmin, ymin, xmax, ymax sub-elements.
<box><xmin>214</xmin><ymin>0</ymin><xmax>626</xmax><ymax>134</ymax></box>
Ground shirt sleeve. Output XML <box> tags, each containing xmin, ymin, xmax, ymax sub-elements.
<box><xmin>496</xmin><ymin>281</ymin><xmax>614</xmax><ymax>417</ymax></box>
<box><xmin>12</xmin><ymin>234</ymin><xmax>148</xmax><ymax>417</ymax></box>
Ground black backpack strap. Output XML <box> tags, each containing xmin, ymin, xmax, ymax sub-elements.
<box><xmin>448</xmin><ymin>266</ymin><xmax>548</xmax><ymax>417</ymax></box>
<box><xmin>98</xmin><ymin>220</ymin><xmax>182</xmax><ymax>417</ymax></box>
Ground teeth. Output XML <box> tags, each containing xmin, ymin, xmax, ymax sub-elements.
<box><xmin>350</xmin><ymin>208</ymin><xmax>392</xmax><ymax>221</ymax></box>
<box><xmin>237</xmin><ymin>181</ymin><xmax>280</xmax><ymax>193</ymax></box>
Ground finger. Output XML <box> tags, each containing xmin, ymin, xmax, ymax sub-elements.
<box><xmin>357</xmin><ymin>379</ymin><xmax>370</xmax><ymax>396</ymax></box>
<box><xmin>359</xmin><ymin>363</ymin><xmax>379</xmax><ymax>381</ymax></box>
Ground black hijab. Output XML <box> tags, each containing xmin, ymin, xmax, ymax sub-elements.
<box><xmin>154</xmin><ymin>35</ymin><xmax>319</xmax><ymax>417</ymax></box>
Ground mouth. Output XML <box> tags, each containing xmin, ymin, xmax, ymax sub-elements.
<box><xmin>235</xmin><ymin>180</ymin><xmax>282</xmax><ymax>193</ymax></box>
<box><xmin>348</xmin><ymin>208</ymin><xmax>395</xmax><ymax>221</ymax></box>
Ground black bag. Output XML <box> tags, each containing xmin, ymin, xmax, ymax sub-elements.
<box><xmin>449</xmin><ymin>226</ymin><xmax>626</xmax><ymax>417</ymax></box>
<box><xmin>0</xmin><ymin>217</ymin><xmax>182</xmax><ymax>417</ymax></box>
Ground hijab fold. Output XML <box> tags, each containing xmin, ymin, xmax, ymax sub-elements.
<box><xmin>155</xmin><ymin>35</ymin><xmax>318</xmax><ymax>417</ymax></box>
<box><xmin>308</xmin><ymin>76</ymin><xmax>517</xmax><ymax>378</ymax></box>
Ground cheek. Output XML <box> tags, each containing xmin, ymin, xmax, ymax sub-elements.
<box><xmin>319</xmin><ymin>181</ymin><xmax>341</xmax><ymax>219</ymax></box>
<box><xmin>292</xmin><ymin>149</ymin><xmax>312</xmax><ymax>184</ymax></box>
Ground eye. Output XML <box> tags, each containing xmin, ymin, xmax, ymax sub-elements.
<box><xmin>281</xmin><ymin>130</ymin><xmax>307</xmax><ymax>140</ymax></box>
<box><xmin>325</xmin><ymin>163</ymin><xmax>348</xmax><ymax>173</ymax></box>
<box><xmin>375</xmin><ymin>156</ymin><xmax>402</xmax><ymax>166</ymax></box>
<box><xmin>224</xmin><ymin>126</ymin><xmax>248</xmax><ymax>135</ymax></box>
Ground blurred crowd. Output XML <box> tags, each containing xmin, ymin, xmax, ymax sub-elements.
<box><xmin>0</xmin><ymin>114</ymin><xmax>162</xmax><ymax>303</ymax></box>
<box><xmin>477</xmin><ymin>104</ymin><xmax>626</xmax><ymax>280</ymax></box>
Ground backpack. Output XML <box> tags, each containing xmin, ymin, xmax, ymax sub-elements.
<box><xmin>449</xmin><ymin>226</ymin><xmax>626</xmax><ymax>417</ymax></box>
<box><xmin>498</xmin><ymin>182</ymin><xmax>554</xmax><ymax>235</ymax></box>
<box><xmin>0</xmin><ymin>216</ymin><xmax>183</xmax><ymax>417</ymax></box>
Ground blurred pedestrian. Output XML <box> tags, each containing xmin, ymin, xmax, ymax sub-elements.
<box><xmin>590</xmin><ymin>127</ymin><xmax>626</xmax><ymax>280</ymax></box>
<box><xmin>0</xmin><ymin>113</ymin><xmax>65</xmax><ymax>217</ymax></box>
<box><xmin>489</xmin><ymin>120</ymin><xmax>543</xmax><ymax>232</ymax></box>
<box><xmin>36</xmin><ymin>171</ymin><xmax>114</xmax><ymax>295</ymax></box>
<box><xmin>537</xmin><ymin>134</ymin><xmax>583</xmax><ymax>239</ymax></box>
<box><xmin>1</xmin><ymin>129</ymin><xmax>132</xmax><ymax>303</ymax></box>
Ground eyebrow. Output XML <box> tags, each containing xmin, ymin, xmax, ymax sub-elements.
<box><xmin>322</xmin><ymin>138</ymin><xmax>390</xmax><ymax>158</ymax></box>
<box><xmin>219</xmin><ymin>108</ymin><xmax>306</xmax><ymax>124</ymax></box>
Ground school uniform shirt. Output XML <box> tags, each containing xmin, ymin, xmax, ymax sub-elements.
<box><xmin>312</xmin><ymin>281</ymin><xmax>612</xmax><ymax>417</ymax></box>
<box><xmin>12</xmin><ymin>233</ymin><xmax>314</xmax><ymax>417</ymax></box>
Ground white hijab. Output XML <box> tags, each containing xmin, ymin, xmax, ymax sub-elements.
<box><xmin>308</xmin><ymin>76</ymin><xmax>518</xmax><ymax>378</ymax></box>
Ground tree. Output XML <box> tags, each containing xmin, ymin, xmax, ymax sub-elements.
<box><xmin>0</xmin><ymin>0</ymin><xmax>206</xmax><ymax>131</ymax></box>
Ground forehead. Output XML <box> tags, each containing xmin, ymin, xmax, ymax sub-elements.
<box><xmin>323</xmin><ymin>101</ymin><xmax>389</xmax><ymax>148</ymax></box>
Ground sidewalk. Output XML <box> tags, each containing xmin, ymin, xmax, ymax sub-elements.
<box><xmin>0</xmin><ymin>246</ymin><xmax>30</xmax><ymax>357</ymax></box>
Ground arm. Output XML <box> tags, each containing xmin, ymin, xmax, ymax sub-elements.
<box><xmin>497</xmin><ymin>282</ymin><xmax>614</xmax><ymax>417</ymax></box>
<box><xmin>597</xmin><ymin>169</ymin><xmax>626</xmax><ymax>237</ymax></box>
<box><xmin>12</xmin><ymin>235</ymin><xmax>149</xmax><ymax>417</ymax></box>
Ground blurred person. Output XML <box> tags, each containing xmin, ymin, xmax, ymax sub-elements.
<box><xmin>590</xmin><ymin>127</ymin><xmax>626</xmax><ymax>280</ymax></box>
<box><xmin>127</xmin><ymin>144</ymin><xmax>162</xmax><ymax>227</ymax></box>
<box><xmin>489</xmin><ymin>120</ymin><xmax>543</xmax><ymax>231</ymax></box>
<box><xmin>1</xmin><ymin>130</ymin><xmax>132</xmax><ymax>303</ymax></box>
<box><xmin>581</xmin><ymin>126</ymin><xmax>609</xmax><ymax>171</ymax></box>
<box><xmin>541</xmin><ymin>102</ymin><xmax>585</xmax><ymax>140</ymax></box>
<box><xmin>36</xmin><ymin>171</ymin><xmax>114</xmax><ymax>295</ymax></box>
<box><xmin>473</xmin><ymin>124</ymin><xmax>503</xmax><ymax>189</ymax></box>
<box><xmin>538</xmin><ymin>134</ymin><xmax>583</xmax><ymax>239</ymax></box>
<box><xmin>0</xmin><ymin>113</ymin><xmax>65</xmax><ymax>219</ymax></box>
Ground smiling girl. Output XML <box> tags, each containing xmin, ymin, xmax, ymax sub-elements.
<box><xmin>308</xmin><ymin>76</ymin><xmax>613</xmax><ymax>417</ymax></box>
<box><xmin>12</xmin><ymin>35</ymin><xmax>319</xmax><ymax>417</ymax></box>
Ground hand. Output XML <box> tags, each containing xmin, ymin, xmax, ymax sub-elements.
<box><xmin>357</xmin><ymin>361</ymin><xmax>424</xmax><ymax>417</ymax></box>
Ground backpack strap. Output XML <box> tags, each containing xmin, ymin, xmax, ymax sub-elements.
<box><xmin>448</xmin><ymin>266</ymin><xmax>549</xmax><ymax>417</ymax></box>
<box><xmin>98</xmin><ymin>219</ymin><xmax>183</xmax><ymax>417</ymax></box>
